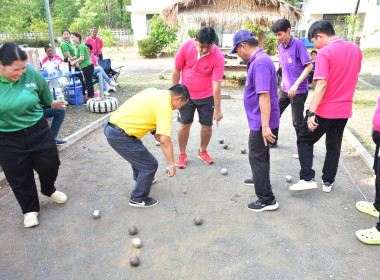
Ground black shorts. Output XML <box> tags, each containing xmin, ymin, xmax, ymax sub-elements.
<box><xmin>177</xmin><ymin>96</ymin><xmax>214</xmax><ymax>126</ymax></box>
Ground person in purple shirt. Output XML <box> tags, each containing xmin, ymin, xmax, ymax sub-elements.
<box><xmin>230</xmin><ymin>30</ymin><xmax>280</xmax><ymax>212</ymax></box>
<box><xmin>271</xmin><ymin>19</ymin><xmax>313</xmax><ymax>157</ymax></box>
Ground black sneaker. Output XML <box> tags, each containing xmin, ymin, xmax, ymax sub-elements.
<box><xmin>268</xmin><ymin>142</ymin><xmax>278</xmax><ymax>148</ymax></box>
<box><xmin>129</xmin><ymin>197</ymin><xmax>158</xmax><ymax>208</ymax></box>
<box><xmin>244</xmin><ymin>178</ymin><xmax>255</xmax><ymax>186</ymax></box>
<box><xmin>247</xmin><ymin>199</ymin><xmax>279</xmax><ymax>212</ymax></box>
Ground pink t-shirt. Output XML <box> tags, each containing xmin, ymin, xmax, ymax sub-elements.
<box><xmin>90</xmin><ymin>54</ymin><xmax>98</xmax><ymax>66</ymax></box>
<box><xmin>312</xmin><ymin>38</ymin><xmax>362</xmax><ymax>119</ymax></box>
<box><xmin>41</xmin><ymin>54</ymin><xmax>63</xmax><ymax>65</ymax></box>
<box><xmin>373</xmin><ymin>96</ymin><xmax>380</xmax><ymax>132</ymax></box>
<box><xmin>174</xmin><ymin>39</ymin><xmax>224</xmax><ymax>99</ymax></box>
<box><xmin>86</xmin><ymin>37</ymin><xmax>103</xmax><ymax>55</ymax></box>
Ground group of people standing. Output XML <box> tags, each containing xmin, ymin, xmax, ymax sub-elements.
<box><xmin>0</xmin><ymin>20</ymin><xmax>379</xmax><ymax>245</ymax></box>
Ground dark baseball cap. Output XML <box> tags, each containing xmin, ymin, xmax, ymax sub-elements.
<box><xmin>229</xmin><ymin>30</ymin><xmax>256</xmax><ymax>54</ymax></box>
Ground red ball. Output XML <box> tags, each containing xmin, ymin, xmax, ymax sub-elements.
<box><xmin>183</xmin><ymin>190</ymin><xmax>187</xmax><ymax>194</ymax></box>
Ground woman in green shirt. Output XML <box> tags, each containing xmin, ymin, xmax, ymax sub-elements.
<box><xmin>60</xmin><ymin>29</ymin><xmax>85</xmax><ymax>94</ymax></box>
<box><xmin>70</xmin><ymin>31</ymin><xmax>94</xmax><ymax>99</ymax></box>
<box><xmin>0</xmin><ymin>43</ymin><xmax>67</xmax><ymax>228</ymax></box>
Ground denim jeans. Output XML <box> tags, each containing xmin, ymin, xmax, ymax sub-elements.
<box><xmin>297</xmin><ymin>114</ymin><xmax>348</xmax><ymax>183</ymax></box>
<box><xmin>104</xmin><ymin>122</ymin><xmax>158</xmax><ymax>202</ymax></box>
<box><xmin>43</xmin><ymin>108</ymin><xmax>66</xmax><ymax>138</ymax></box>
<box><xmin>248</xmin><ymin>127</ymin><xmax>278</xmax><ymax>204</ymax></box>
<box><xmin>93</xmin><ymin>66</ymin><xmax>111</xmax><ymax>89</ymax></box>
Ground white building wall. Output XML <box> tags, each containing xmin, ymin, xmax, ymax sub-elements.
<box><xmin>361</xmin><ymin>0</ymin><xmax>380</xmax><ymax>49</ymax></box>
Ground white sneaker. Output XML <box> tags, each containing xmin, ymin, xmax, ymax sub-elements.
<box><xmin>293</xmin><ymin>153</ymin><xmax>299</xmax><ymax>159</ymax></box>
<box><xmin>108</xmin><ymin>86</ymin><xmax>116</xmax><ymax>92</ymax></box>
<box><xmin>40</xmin><ymin>191</ymin><xmax>67</xmax><ymax>203</ymax></box>
<box><xmin>103</xmin><ymin>91</ymin><xmax>110</xmax><ymax>96</ymax></box>
<box><xmin>24</xmin><ymin>212</ymin><xmax>39</xmax><ymax>228</ymax></box>
<box><xmin>289</xmin><ymin>179</ymin><xmax>317</xmax><ymax>191</ymax></box>
<box><xmin>110</xmin><ymin>80</ymin><xmax>118</xmax><ymax>87</ymax></box>
<box><xmin>322</xmin><ymin>181</ymin><xmax>334</xmax><ymax>193</ymax></box>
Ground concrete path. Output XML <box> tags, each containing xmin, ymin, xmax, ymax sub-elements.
<box><xmin>0</xmin><ymin>98</ymin><xmax>379</xmax><ymax>279</ymax></box>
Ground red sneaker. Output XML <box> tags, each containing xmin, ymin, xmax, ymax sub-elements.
<box><xmin>176</xmin><ymin>152</ymin><xmax>187</xmax><ymax>169</ymax></box>
<box><xmin>197</xmin><ymin>150</ymin><xmax>214</xmax><ymax>164</ymax></box>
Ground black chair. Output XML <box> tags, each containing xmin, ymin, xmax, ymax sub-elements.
<box><xmin>98</xmin><ymin>59</ymin><xmax>123</xmax><ymax>83</ymax></box>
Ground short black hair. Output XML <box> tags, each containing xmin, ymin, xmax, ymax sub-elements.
<box><xmin>308</xmin><ymin>20</ymin><xmax>335</xmax><ymax>41</ymax></box>
<box><xmin>85</xmin><ymin>43</ymin><xmax>92</xmax><ymax>50</ymax></box>
<box><xmin>271</xmin><ymin>19</ymin><xmax>291</xmax><ymax>33</ymax></box>
<box><xmin>71</xmin><ymin>31</ymin><xmax>82</xmax><ymax>41</ymax></box>
<box><xmin>62</xmin><ymin>29</ymin><xmax>70</xmax><ymax>35</ymax></box>
<box><xmin>0</xmin><ymin>42</ymin><xmax>28</xmax><ymax>66</ymax></box>
<box><xmin>196</xmin><ymin>26</ymin><xmax>216</xmax><ymax>44</ymax></box>
<box><xmin>44</xmin><ymin>45</ymin><xmax>52</xmax><ymax>52</ymax></box>
<box><xmin>242</xmin><ymin>38</ymin><xmax>259</xmax><ymax>47</ymax></box>
<box><xmin>169</xmin><ymin>84</ymin><xmax>190</xmax><ymax>102</ymax></box>
<box><xmin>310</xmin><ymin>50</ymin><xmax>318</xmax><ymax>55</ymax></box>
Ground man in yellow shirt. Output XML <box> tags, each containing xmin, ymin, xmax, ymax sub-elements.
<box><xmin>104</xmin><ymin>84</ymin><xmax>190</xmax><ymax>207</ymax></box>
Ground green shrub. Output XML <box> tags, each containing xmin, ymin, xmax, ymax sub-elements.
<box><xmin>188</xmin><ymin>29</ymin><xmax>197</xmax><ymax>38</ymax></box>
<box><xmin>264</xmin><ymin>35</ymin><xmax>279</xmax><ymax>56</ymax></box>
<box><xmin>166</xmin><ymin>40</ymin><xmax>183</xmax><ymax>55</ymax></box>
<box><xmin>0</xmin><ymin>38</ymin><xmax>51</xmax><ymax>48</ymax></box>
<box><xmin>137</xmin><ymin>37</ymin><xmax>161</xmax><ymax>57</ymax></box>
<box><xmin>148</xmin><ymin>15</ymin><xmax>177</xmax><ymax>51</ymax></box>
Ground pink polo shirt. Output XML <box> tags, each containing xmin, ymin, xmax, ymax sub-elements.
<box><xmin>373</xmin><ymin>96</ymin><xmax>380</xmax><ymax>132</ymax></box>
<box><xmin>174</xmin><ymin>39</ymin><xmax>224</xmax><ymax>99</ymax></box>
<box><xmin>312</xmin><ymin>38</ymin><xmax>362</xmax><ymax>119</ymax></box>
<box><xmin>41</xmin><ymin>54</ymin><xmax>63</xmax><ymax>65</ymax></box>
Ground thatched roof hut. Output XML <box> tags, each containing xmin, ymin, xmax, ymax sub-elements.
<box><xmin>162</xmin><ymin>0</ymin><xmax>302</xmax><ymax>47</ymax></box>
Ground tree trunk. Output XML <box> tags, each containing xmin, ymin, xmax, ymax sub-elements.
<box><xmin>258</xmin><ymin>29</ymin><xmax>265</xmax><ymax>49</ymax></box>
<box><xmin>354</xmin><ymin>0</ymin><xmax>360</xmax><ymax>15</ymax></box>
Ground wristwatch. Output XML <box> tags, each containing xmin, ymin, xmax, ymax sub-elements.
<box><xmin>169</xmin><ymin>164</ymin><xmax>176</xmax><ymax>170</ymax></box>
<box><xmin>307</xmin><ymin>110</ymin><xmax>316</xmax><ymax>117</ymax></box>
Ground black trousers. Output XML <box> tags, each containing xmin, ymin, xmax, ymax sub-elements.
<box><xmin>249</xmin><ymin>127</ymin><xmax>278</xmax><ymax>204</ymax></box>
<box><xmin>0</xmin><ymin>118</ymin><xmax>60</xmax><ymax>214</ymax></box>
<box><xmin>372</xmin><ymin>130</ymin><xmax>380</xmax><ymax>230</ymax></box>
<box><xmin>297</xmin><ymin>114</ymin><xmax>348</xmax><ymax>183</ymax></box>
<box><xmin>64</xmin><ymin>58</ymin><xmax>86</xmax><ymax>94</ymax></box>
<box><xmin>278</xmin><ymin>89</ymin><xmax>308</xmax><ymax>137</ymax></box>
<box><xmin>82</xmin><ymin>64</ymin><xmax>95</xmax><ymax>98</ymax></box>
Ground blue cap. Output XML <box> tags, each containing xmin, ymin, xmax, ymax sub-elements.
<box><xmin>229</xmin><ymin>30</ymin><xmax>256</xmax><ymax>54</ymax></box>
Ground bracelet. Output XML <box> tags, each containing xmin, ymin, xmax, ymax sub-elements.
<box><xmin>169</xmin><ymin>164</ymin><xmax>176</xmax><ymax>170</ymax></box>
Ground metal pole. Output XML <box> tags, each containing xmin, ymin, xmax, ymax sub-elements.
<box><xmin>44</xmin><ymin>0</ymin><xmax>56</xmax><ymax>54</ymax></box>
<box><xmin>99</xmin><ymin>72</ymin><xmax>104</xmax><ymax>98</ymax></box>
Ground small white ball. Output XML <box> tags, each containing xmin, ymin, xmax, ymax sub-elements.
<box><xmin>93</xmin><ymin>210</ymin><xmax>100</xmax><ymax>219</ymax></box>
<box><xmin>132</xmin><ymin>238</ymin><xmax>142</xmax><ymax>248</ymax></box>
<box><xmin>286</xmin><ymin>175</ymin><xmax>293</xmax><ymax>182</ymax></box>
<box><xmin>221</xmin><ymin>168</ymin><xmax>228</xmax><ymax>175</ymax></box>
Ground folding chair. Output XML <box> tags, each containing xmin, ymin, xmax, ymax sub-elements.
<box><xmin>98</xmin><ymin>59</ymin><xmax>124</xmax><ymax>83</ymax></box>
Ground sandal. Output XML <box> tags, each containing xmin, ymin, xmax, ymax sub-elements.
<box><xmin>355</xmin><ymin>201</ymin><xmax>380</xmax><ymax>218</ymax></box>
<box><xmin>356</xmin><ymin>227</ymin><xmax>380</xmax><ymax>245</ymax></box>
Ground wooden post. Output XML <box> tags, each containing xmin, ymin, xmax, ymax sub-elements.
<box><xmin>258</xmin><ymin>29</ymin><xmax>265</xmax><ymax>49</ymax></box>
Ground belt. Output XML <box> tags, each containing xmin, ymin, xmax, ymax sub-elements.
<box><xmin>107</xmin><ymin>122</ymin><xmax>133</xmax><ymax>137</ymax></box>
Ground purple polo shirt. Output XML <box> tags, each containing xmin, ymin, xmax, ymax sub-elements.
<box><xmin>244</xmin><ymin>49</ymin><xmax>280</xmax><ymax>131</ymax></box>
<box><xmin>278</xmin><ymin>36</ymin><xmax>311</xmax><ymax>93</ymax></box>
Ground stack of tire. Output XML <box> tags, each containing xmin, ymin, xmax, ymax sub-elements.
<box><xmin>87</xmin><ymin>97</ymin><xmax>118</xmax><ymax>113</ymax></box>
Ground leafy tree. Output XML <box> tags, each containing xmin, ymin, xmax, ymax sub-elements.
<box><xmin>148</xmin><ymin>15</ymin><xmax>177</xmax><ymax>50</ymax></box>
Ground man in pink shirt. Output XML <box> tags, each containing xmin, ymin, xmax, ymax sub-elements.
<box><xmin>41</xmin><ymin>46</ymin><xmax>63</xmax><ymax>66</ymax></box>
<box><xmin>86</xmin><ymin>27</ymin><xmax>104</xmax><ymax>60</ymax></box>
<box><xmin>290</xmin><ymin>20</ymin><xmax>362</xmax><ymax>192</ymax></box>
<box><xmin>172</xmin><ymin>27</ymin><xmax>224</xmax><ymax>168</ymax></box>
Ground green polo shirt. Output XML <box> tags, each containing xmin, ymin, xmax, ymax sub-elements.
<box><xmin>0</xmin><ymin>67</ymin><xmax>52</xmax><ymax>132</ymax></box>
<box><xmin>60</xmin><ymin>40</ymin><xmax>75</xmax><ymax>60</ymax></box>
<box><xmin>76</xmin><ymin>43</ymin><xmax>92</xmax><ymax>69</ymax></box>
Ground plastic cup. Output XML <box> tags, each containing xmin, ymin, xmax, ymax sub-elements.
<box><xmin>71</xmin><ymin>67</ymin><xmax>75</xmax><ymax>74</ymax></box>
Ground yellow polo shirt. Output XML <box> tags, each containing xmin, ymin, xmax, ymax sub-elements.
<box><xmin>110</xmin><ymin>88</ymin><xmax>173</xmax><ymax>139</ymax></box>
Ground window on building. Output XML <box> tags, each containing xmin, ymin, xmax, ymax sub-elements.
<box><xmin>323</xmin><ymin>14</ymin><xmax>350</xmax><ymax>38</ymax></box>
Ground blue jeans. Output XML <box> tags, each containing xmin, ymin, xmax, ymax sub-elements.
<box><xmin>93</xmin><ymin>66</ymin><xmax>111</xmax><ymax>89</ymax></box>
<box><xmin>43</xmin><ymin>108</ymin><xmax>66</xmax><ymax>138</ymax></box>
<box><xmin>104</xmin><ymin>122</ymin><xmax>158</xmax><ymax>202</ymax></box>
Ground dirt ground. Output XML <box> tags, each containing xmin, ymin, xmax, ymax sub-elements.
<box><xmin>1</xmin><ymin>98</ymin><xmax>379</xmax><ymax>279</ymax></box>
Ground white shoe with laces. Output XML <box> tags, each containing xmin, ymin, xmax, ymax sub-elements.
<box><xmin>289</xmin><ymin>178</ymin><xmax>317</xmax><ymax>191</ymax></box>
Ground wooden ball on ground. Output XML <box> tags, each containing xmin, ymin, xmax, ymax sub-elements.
<box><xmin>128</xmin><ymin>225</ymin><xmax>138</xmax><ymax>235</ymax></box>
<box><xmin>221</xmin><ymin>168</ymin><xmax>228</xmax><ymax>175</ymax></box>
<box><xmin>223</xmin><ymin>144</ymin><xmax>228</xmax><ymax>149</ymax></box>
<box><xmin>240</xmin><ymin>148</ymin><xmax>246</xmax><ymax>154</ymax></box>
<box><xmin>194</xmin><ymin>217</ymin><xmax>203</xmax><ymax>225</ymax></box>
<box><xmin>132</xmin><ymin>238</ymin><xmax>142</xmax><ymax>248</ymax></box>
<box><xmin>130</xmin><ymin>256</ymin><xmax>140</xmax><ymax>267</ymax></box>
<box><xmin>218</xmin><ymin>139</ymin><xmax>224</xmax><ymax>144</ymax></box>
